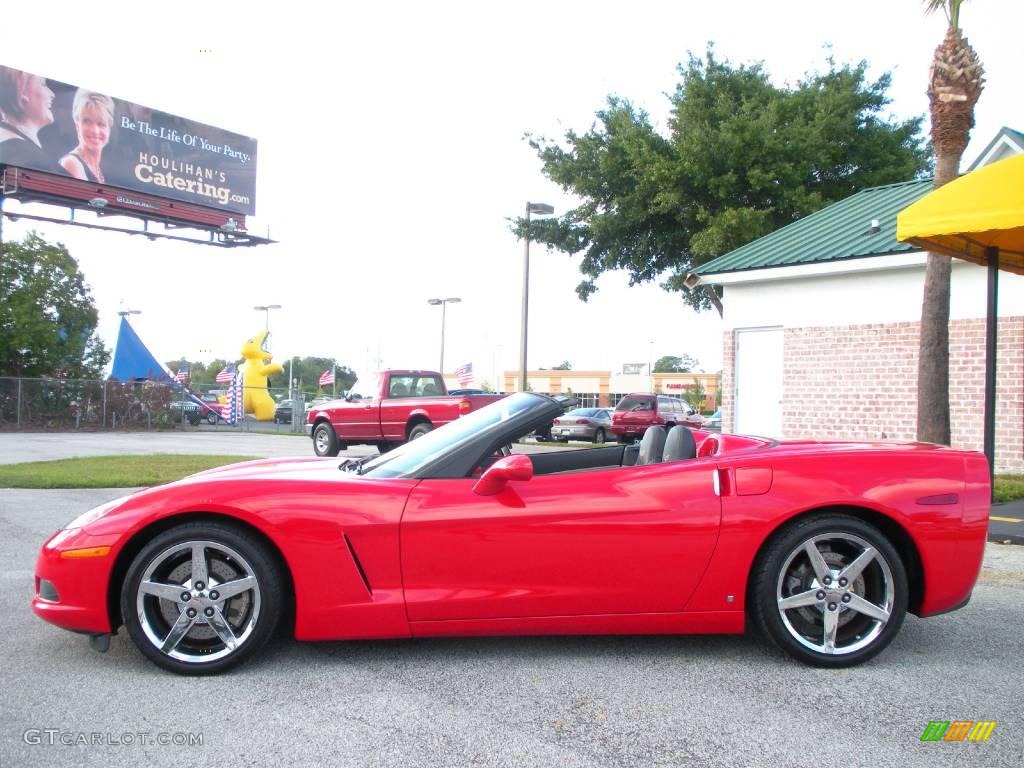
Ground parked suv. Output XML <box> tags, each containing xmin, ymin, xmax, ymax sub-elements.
<box><xmin>610</xmin><ymin>393</ymin><xmax>702</xmax><ymax>443</ymax></box>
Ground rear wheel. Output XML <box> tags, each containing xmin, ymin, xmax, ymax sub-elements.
<box><xmin>120</xmin><ymin>521</ymin><xmax>283</xmax><ymax>675</ymax></box>
<box><xmin>593</xmin><ymin>428</ymin><xmax>606</xmax><ymax>444</ymax></box>
<box><xmin>408</xmin><ymin>423</ymin><xmax>433</xmax><ymax>441</ymax></box>
<box><xmin>312</xmin><ymin>422</ymin><xmax>340</xmax><ymax>457</ymax></box>
<box><xmin>750</xmin><ymin>514</ymin><xmax>907</xmax><ymax>667</ymax></box>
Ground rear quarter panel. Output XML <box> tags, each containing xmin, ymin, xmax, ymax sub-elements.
<box><xmin>684</xmin><ymin>446</ymin><xmax>987</xmax><ymax>618</ymax></box>
<box><xmin>380</xmin><ymin>394</ymin><xmax>507</xmax><ymax>441</ymax></box>
<box><xmin>380</xmin><ymin>397</ymin><xmax>461</xmax><ymax>441</ymax></box>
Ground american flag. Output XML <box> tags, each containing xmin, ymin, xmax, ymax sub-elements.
<box><xmin>455</xmin><ymin>362</ymin><xmax>473</xmax><ymax>387</ymax></box>
<box><xmin>319</xmin><ymin>367</ymin><xmax>335</xmax><ymax>387</ymax></box>
<box><xmin>228</xmin><ymin>370</ymin><xmax>244</xmax><ymax>425</ymax></box>
<box><xmin>174</xmin><ymin>363</ymin><xmax>190</xmax><ymax>382</ymax></box>
<box><xmin>215</xmin><ymin>363</ymin><xmax>236</xmax><ymax>384</ymax></box>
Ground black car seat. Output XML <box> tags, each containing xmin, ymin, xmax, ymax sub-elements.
<box><xmin>663</xmin><ymin>425</ymin><xmax>697</xmax><ymax>461</ymax></box>
<box><xmin>635</xmin><ymin>425</ymin><xmax>667</xmax><ymax>465</ymax></box>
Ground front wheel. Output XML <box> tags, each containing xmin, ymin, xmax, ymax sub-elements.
<box><xmin>312</xmin><ymin>422</ymin><xmax>340</xmax><ymax>456</ymax></box>
<box><xmin>749</xmin><ymin>514</ymin><xmax>907</xmax><ymax>667</ymax></box>
<box><xmin>206</xmin><ymin>411</ymin><xmax>219</xmax><ymax>425</ymax></box>
<box><xmin>120</xmin><ymin>521</ymin><xmax>283</xmax><ymax>675</ymax></box>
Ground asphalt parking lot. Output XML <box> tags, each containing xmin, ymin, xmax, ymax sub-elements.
<box><xmin>2</xmin><ymin>483</ymin><xmax>1023</xmax><ymax>766</ymax></box>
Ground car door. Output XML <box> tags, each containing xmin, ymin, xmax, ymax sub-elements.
<box><xmin>400</xmin><ymin>461</ymin><xmax>722</xmax><ymax>621</ymax></box>
<box><xmin>379</xmin><ymin>374</ymin><xmax>422</xmax><ymax>440</ymax></box>
<box><xmin>331</xmin><ymin>375</ymin><xmax>383</xmax><ymax>441</ymax></box>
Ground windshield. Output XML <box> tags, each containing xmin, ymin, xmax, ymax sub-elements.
<box><xmin>361</xmin><ymin>392</ymin><xmax>540</xmax><ymax>479</ymax></box>
<box><xmin>616</xmin><ymin>396</ymin><xmax>653</xmax><ymax>412</ymax></box>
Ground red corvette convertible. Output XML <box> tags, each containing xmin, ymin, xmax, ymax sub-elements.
<box><xmin>32</xmin><ymin>393</ymin><xmax>990</xmax><ymax>675</ymax></box>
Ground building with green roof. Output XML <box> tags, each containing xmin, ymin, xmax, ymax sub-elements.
<box><xmin>692</xmin><ymin>130</ymin><xmax>1022</xmax><ymax>471</ymax></box>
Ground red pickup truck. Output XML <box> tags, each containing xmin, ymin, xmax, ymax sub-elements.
<box><xmin>306</xmin><ymin>370</ymin><xmax>504</xmax><ymax>456</ymax></box>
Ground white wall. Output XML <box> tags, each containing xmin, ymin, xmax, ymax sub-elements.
<box><xmin>719</xmin><ymin>256</ymin><xmax>1024</xmax><ymax>330</ymax></box>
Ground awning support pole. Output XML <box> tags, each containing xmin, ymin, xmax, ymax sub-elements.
<box><xmin>983</xmin><ymin>246</ymin><xmax>999</xmax><ymax>499</ymax></box>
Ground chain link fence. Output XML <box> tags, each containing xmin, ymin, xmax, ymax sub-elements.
<box><xmin>0</xmin><ymin>377</ymin><xmax>310</xmax><ymax>433</ymax></box>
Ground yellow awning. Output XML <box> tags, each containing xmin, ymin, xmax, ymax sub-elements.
<box><xmin>896</xmin><ymin>153</ymin><xmax>1024</xmax><ymax>275</ymax></box>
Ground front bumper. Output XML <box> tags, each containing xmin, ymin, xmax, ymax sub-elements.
<box><xmin>32</xmin><ymin>528</ymin><xmax>120</xmax><ymax>634</ymax></box>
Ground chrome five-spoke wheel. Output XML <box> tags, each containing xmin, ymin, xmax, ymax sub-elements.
<box><xmin>122</xmin><ymin>523</ymin><xmax>282</xmax><ymax>675</ymax></box>
<box><xmin>752</xmin><ymin>514</ymin><xmax>907</xmax><ymax>667</ymax></box>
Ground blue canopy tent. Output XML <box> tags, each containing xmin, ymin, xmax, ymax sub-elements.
<box><xmin>108</xmin><ymin>316</ymin><xmax>241</xmax><ymax>424</ymax></box>
<box><xmin>108</xmin><ymin>316</ymin><xmax>172</xmax><ymax>383</ymax></box>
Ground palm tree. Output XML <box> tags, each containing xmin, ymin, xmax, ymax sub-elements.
<box><xmin>917</xmin><ymin>0</ymin><xmax>985</xmax><ymax>444</ymax></box>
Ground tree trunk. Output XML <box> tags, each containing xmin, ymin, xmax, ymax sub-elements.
<box><xmin>917</xmin><ymin>253</ymin><xmax>952</xmax><ymax>444</ymax></box>
<box><xmin>915</xmin><ymin>152</ymin><xmax>961</xmax><ymax>445</ymax></box>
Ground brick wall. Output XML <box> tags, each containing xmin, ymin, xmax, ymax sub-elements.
<box><xmin>721</xmin><ymin>329</ymin><xmax>735</xmax><ymax>424</ymax></box>
<box><xmin>723</xmin><ymin>317</ymin><xmax>1023</xmax><ymax>472</ymax></box>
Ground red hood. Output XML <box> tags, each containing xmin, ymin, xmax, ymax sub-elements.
<box><xmin>183</xmin><ymin>455</ymin><xmax>346</xmax><ymax>482</ymax></box>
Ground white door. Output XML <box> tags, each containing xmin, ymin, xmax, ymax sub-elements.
<box><xmin>734</xmin><ymin>327</ymin><xmax>783</xmax><ymax>437</ymax></box>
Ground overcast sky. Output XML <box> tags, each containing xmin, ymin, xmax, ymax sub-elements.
<box><xmin>3</xmin><ymin>0</ymin><xmax>1020</xmax><ymax>386</ymax></box>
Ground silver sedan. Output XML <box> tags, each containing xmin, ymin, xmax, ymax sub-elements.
<box><xmin>549</xmin><ymin>407</ymin><xmax>612</xmax><ymax>443</ymax></box>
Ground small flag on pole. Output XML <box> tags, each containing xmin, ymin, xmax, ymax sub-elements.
<box><xmin>228</xmin><ymin>370</ymin><xmax>244</xmax><ymax>424</ymax></box>
<box><xmin>174</xmin><ymin>363</ymin><xmax>191</xmax><ymax>382</ymax></box>
<box><xmin>215</xmin><ymin>363</ymin><xmax>236</xmax><ymax>384</ymax></box>
<box><xmin>455</xmin><ymin>362</ymin><xmax>473</xmax><ymax>387</ymax></box>
<box><xmin>319</xmin><ymin>367</ymin><xmax>335</xmax><ymax>387</ymax></box>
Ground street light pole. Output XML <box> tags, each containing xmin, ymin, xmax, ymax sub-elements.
<box><xmin>427</xmin><ymin>297</ymin><xmax>461</xmax><ymax>373</ymax></box>
<box><xmin>520</xmin><ymin>202</ymin><xmax>554</xmax><ymax>392</ymax></box>
<box><xmin>253</xmin><ymin>304</ymin><xmax>282</xmax><ymax>334</ymax></box>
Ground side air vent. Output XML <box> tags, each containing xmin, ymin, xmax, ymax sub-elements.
<box><xmin>343</xmin><ymin>534</ymin><xmax>373</xmax><ymax>596</ymax></box>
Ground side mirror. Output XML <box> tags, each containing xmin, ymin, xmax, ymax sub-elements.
<box><xmin>473</xmin><ymin>454</ymin><xmax>533</xmax><ymax>496</ymax></box>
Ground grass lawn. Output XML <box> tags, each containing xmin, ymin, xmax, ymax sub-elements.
<box><xmin>0</xmin><ymin>455</ymin><xmax>257</xmax><ymax>489</ymax></box>
<box><xmin>995</xmin><ymin>475</ymin><xmax>1024</xmax><ymax>505</ymax></box>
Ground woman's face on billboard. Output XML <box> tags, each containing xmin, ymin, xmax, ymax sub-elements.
<box><xmin>22</xmin><ymin>75</ymin><xmax>54</xmax><ymax>127</ymax></box>
<box><xmin>77</xmin><ymin>103</ymin><xmax>111</xmax><ymax>150</ymax></box>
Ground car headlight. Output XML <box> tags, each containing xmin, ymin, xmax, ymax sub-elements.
<box><xmin>64</xmin><ymin>495</ymin><xmax>131</xmax><ymax>530</ymax></box>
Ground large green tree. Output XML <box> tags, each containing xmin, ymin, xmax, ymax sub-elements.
<box><xmin>917</xmin><ymin>0</ymin><xmax>984</xmax><ymax>445</ymax></box>
<box><xmin>520</xmin><ymin>49</ymin><xmax>932</xmax><ymax>314</ymax></box>
<box><xmin>0</xmin><ymin>232</ymin><xmax>110</xmax><ymax>378</ymax></box>
<box><xmin>654</xmin><ymin>354</ymin><xmax>699</xmax><ymax>373</ymax></box>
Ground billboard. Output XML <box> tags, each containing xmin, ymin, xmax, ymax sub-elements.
<box><xmin>0</xmin><ymin>65</ymin><xmax>257</xmax><ymax>215</ymax></box>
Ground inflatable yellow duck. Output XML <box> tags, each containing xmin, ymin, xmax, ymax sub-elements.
<box><xmin>241</xmin><ymin>330</ymin><xmax>283</xmax><ymax>421</ymax></box>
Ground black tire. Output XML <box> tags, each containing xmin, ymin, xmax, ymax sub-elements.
<box><xmin>187</xmin><ymin>412</ymin><xmax>201</xmax><ymax>426</ymax></box>
<box><xmin>206</xmin><ymin>411</ymin><xmax>219</xmax><ymax>425</ymax></box>
<box><xmin>120</xmin><ymin>521</ymin><xmax>283</xmax><ymax>675</ymax></box>
<box><xmin>593</xmin><ymin>428</ymin><xmax>606</xmax><ymax>444</ymax></box>
<box><xmin>312</xmin><ymin>422</ymin><xmax>340</xmax><ymax>457</ymax></box>
<box><xmin>408</xmin><ymin>422</ymin><xmax>433</xmax><ymax>441</ymax></box>
<box><xmin>749</xmin><ymin>514</ymin><xmax>907</xmax><ymax>668</ymax></box>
